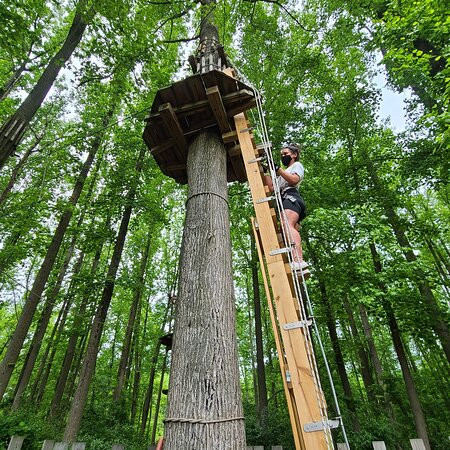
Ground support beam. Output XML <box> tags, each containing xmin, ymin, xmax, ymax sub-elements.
<box><xmin>159</xmin><ymin>103</ymin><xmax>187</xmax><ymax>155</ymax></box>
<box><xmin>151</xmin><ymin>139</ymin><xmax>175</xmax><ymax>156</ymax></box>
<box><xmin>206</xmin><ymin>86</ymin><xmax>231</xmax><ymax>133</ymax></box>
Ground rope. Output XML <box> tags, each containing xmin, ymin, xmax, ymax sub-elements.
<box><xmin>186</xmin><ymin>191</ymin><xmax>229</xmax><ymax>206</ymax></box>
<box><xmin>229</xmin><ymin>59</ymin><xmax>350</xmax><ymax>449</ymax></box>
<box><xmin>164</xmin><ymin>416</ymin><xmax>244</xmax><ymax>424</ymax></box>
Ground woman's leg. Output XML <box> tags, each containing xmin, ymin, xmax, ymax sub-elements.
<box><xmin>282</xmin><ymin>209</ymin><xmax>303</xmax><ymax>262</ymax></box>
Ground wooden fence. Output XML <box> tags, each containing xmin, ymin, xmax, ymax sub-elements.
<box><xmin>6</xmin><ymin>435</ymin><xmax>430</xmax><ymax>449</ymax></box>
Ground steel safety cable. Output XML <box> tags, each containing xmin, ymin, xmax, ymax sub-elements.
<box><xmin>252</xmin><ymin>86</ymin><xmax>331</xmax><ymax>446</ymax></box>
<box><xmin>230</xmin><ymin>60</ymin><xmax>349</xmax><ymax>449</ymax></box>
<box><xmin>253</xmin><ymin>90</ymin><xmax>333</xmax><ymax>449</ymax></box>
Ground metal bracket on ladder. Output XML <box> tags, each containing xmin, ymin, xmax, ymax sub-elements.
<box><xmin>282</xmin><ymin>319</ymin><xmax>313</xmax><ymax>330</ymax></box>
<box><xmin>248</xmin><ymin>156</ymin><xmax>264</xmax><ymax>164</ymax></box>
<box><xmin>304</xmin><ymin>419</ymin><xmax>340</xmax><ymax>432</ymax></box>
<box><xmin>256</xmin><ymin>196</ymin><xmax>275</xmax><ymax>204</ymax></box>
<box><xmin>269</xmin><ymin>247</ymin><xmax>291</xmax><ymax>256</ymax></box>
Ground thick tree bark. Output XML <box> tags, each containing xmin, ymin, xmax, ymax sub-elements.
<box><xmin>370</xmin><ymin>242</ymin><xmax>431</xmax><ymax>449</ymax></box>
<box><xmin>63</xmin><ymin>147</ymin><xmax>145</xmax><ymax>441</ymax></box>
<box><xmin>250</xmin><ymin>235</ymin><xmax>268</xmax><ymax>419</ymax></box>
<box><xmin>164</xmin><ymin>132</ymin><xmax>246</xmax><ymax>449</ymax></box>
<box><xmin>113</xmin><ymin>233</ymin><xmax>151</xmax><ymax>402</ymax></box>
<box><xmin>50</xmin><ymin>248</ymin><xmax>102</xmax><ymax>416</ymax></box>
<box><xmin>12</xmin><ymin>245</ymin><xmax>83</xmax><ymax>410</ymax></box>
<box><xmin>0</xmin><ymin>8</ymin><xmax>93</xmax><ymax>168</ymax></box>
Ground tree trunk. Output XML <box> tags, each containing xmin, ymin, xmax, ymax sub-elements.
<box><xmin>63</xmin><ymin>147</ymin><xmax>145</xmax><ymax>441</ymax></box>
<box><xmin>151</xmin><ymin>349</ymin><xmax>168</xmax><ymax>444</ymax></box>
<box><xmin>50</xmin><ymin>248</ymin><xmax>102</xmax><ymax>416</ymax></box>
<box><xmin>245</xmin><ymin>278</ymin><xmax>258</xmax><ymax>408</ymax></box>
<box><xmin>251</xmin><ymin>235</ymin><xmax>268</xmax><ymax>419</ymax></box>
<box><xmin>140</xmin><ymin>301</ymin><xmax>171</xmax><ymax>435</ymax></box>
<box><xmin>366</xmin><ymin>157</ymin><xmax>450</xmax><ymax>362</ymax></box>
<box><xmin>65</xmin><ymin>328</ymin><xmax>89</xmax><ymax>408</ymax></box>
<box><xmin>341</xmin><ymin>295</ymin><xmax>376</xmax><ymax>403</ymax></box>
<box><xmin>370</xmin><ymin>242</ymin><xmax>431</xmax><ymax>449</ymax></box>
<box><xmin>0</xmin><ymin>96</ymin><xmax>115</xmax><ymax>401</ymax></box>
<box><xmin>130</xmin><ymin>295</ymin><xmax>143</xmax><ymax>423</ymax></box>
<box><xmin>0</xmin><ymin>7</ymin><xmax>93</xmax><ymax>168</ymax></box>
<box><xmin>317</xmin><ymin>276</ymin><xmax>361</xmax><ymax>431</ymax></box>
<box><xmin>12</xmin><ymin>245</ymin><xmax>83</xmax><ymax>410</ymax></box>
<box><xmin>0</xmin><ymin>142</ymin><xmax>36</xmax><ymax>206</ymax></box>
<box><xmin>305</xmin><ymin>236</ymin><xmax>361</xmax><ymax>431</ymax></box>
<box><xmin>164</xmin><ymin>132</ymin><xmax>246</xmax><ymax>449</ymax></box>
<box><xmin>113</xmin><ymin>233</ymin><xmax>151</xmax><ymax>402</ymax></box>
<box><xmin>30</xmin><ymin>285</ymin><xmax>73</xmax><ymax>401</ymax></box>
<box><xmin>0</xmin><ymin>60</ymin><xmax>28</xmax><ymax>102</ymax></box>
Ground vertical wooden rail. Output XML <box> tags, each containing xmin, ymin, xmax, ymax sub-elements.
<box><xmin>235</xmin><ymin>112</ymin><xmax>329</xmax><ymax>450</ymax></box>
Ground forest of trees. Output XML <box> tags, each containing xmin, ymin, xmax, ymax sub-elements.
<box><xmin>0</xmin><ymin>0</ymin><xmax>448</xmax><ymax>448</ymax></box>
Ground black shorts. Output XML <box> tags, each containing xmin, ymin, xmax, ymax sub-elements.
<box><xmin>282</xmin><ymin>193</ymin><xmax>306</xmax><ymax>222</ymax></box>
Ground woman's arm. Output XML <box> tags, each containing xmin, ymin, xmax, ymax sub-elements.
<box><xmin>278</xmin><ymin>168</ymin><xmax>300</xmax><ymax>186</ymax></box>
<box><xmin>264</xmin><ymin>174</ymin><xmax>274</xmax><ymax>192</ymax></box>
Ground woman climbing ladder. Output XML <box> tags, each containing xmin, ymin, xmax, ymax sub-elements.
<box><xmin>264</xmin><ymin>143</ymin><xmax>310</xmax><ymax>279</ymax></box>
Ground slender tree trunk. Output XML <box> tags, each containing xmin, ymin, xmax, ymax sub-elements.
<box><xmin>130</xmin><ymin>295</ymin><xmax>143</xmax><ymax>423</ymax></box>
<box><xmin>0</xmin><ymin>143</ymin><xmax>36</xmax><ymax>206</ymax></box>
<box><xmin>245</xmin><ymin>278</ymin><xmax>258</xmax><ymax>407</ymax></box>
<box><xmin>140</xmin><ymin>301</ymin><xmax>171</xmax><ymax>435</ymax></box>
<box><xmin>317</xmin><ymin>277</ymin><xmax>361</xmax><ymax>431</ymax></box>
<box><xmin>34</xmin><ymin>269</ymin><xmax>79</xmax><ymax>405</ymax></box>
<box><xmin>370</xmin><ymin>242</ymin><xmax>431</xmax><ymax>449</ymax></box>
<box><xmin>0</xmin><ymin>94</ymin><xmax>117</xmax><ymax>400</ymax></box>
<box><xmin>0</xmin><ymin>60</ymin><xmax>28</xmax><ymax>102</ymax></box>
<box><xmin>113</xmin><ymin>233</ymin><xmax>151</xmax><ymax>402</ymax></box>
<box><xmin>63</xmin><ymin>147</ymin><xmax>146</xmax><ymax>441</ymax></box>
<box><xmin>306</xmin><ymin>236</ymin><xmax>361</xmax><ymax>431</ymax></box>
<box><xmin>0</xmin><ymin>146</ymin><xmax>97</xmax><ymax>400</ymax></box>
<box><xmin>251</xmin><ymin>235</ymin><xmax>268</xmax><ymax>420</ymax></box>
<box><xmin>65</xmin><ymin>329</ymin><xmax>89</xmax><ymax>406</ymax></box>
<box><xmin>50</xmin><ymin>248</ymin><xmax>102</xmax><ymax>416</ymax></box>
<box><xmin>366</xmin><ymin>158</ymin><xmax>450</xmax><ymax>362</ymax></box>
<box><xmin>30</xmin><ymin>287</ymin><xmax>72</xmax><ymax>401</ymax></box>
<box><xmin>12</xmin><ymin>245</ymin><xmax>83</xmax><ymax>410</ymax></box>
<box><xmin>164</xmin><ymin>132</ymin><xmax>246</xmax><ymax>449</ymax></box>
<box><xmin>341</xmin><ymin>295</ymin><xmax>376</xmax><ymax>403</ymax></box>
<box><xmin>151</xmin><ymin>349</ymin><xmax>168</xmax><ymax>444</ymax></box>
<box><xmin>0</xmin><ymin>7</ymin><xmax>93</xmax><ymax>168</ymax></box>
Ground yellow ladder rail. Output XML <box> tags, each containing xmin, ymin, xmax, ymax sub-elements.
<box><xmin>235</xmin><ymin>112</ymin><xmax>331</xmax><ymax>450</ymax></box>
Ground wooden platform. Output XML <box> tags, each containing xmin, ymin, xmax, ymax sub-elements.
<box><xmin>143</xmin><ymin>70</ymin><xmax>256</xmax><ymax>184</ymax></box>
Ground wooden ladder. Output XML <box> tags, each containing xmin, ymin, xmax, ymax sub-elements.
<box><xmin>234</xmin><ymin>112</ymin><xmax>332</xmax><ymax>450</ymax></box>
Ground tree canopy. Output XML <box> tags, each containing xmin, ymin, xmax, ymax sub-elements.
<box><xmin>0</xmin><ymin>0</ymin><xmax>448</xmax><ymax>448</ymax></box>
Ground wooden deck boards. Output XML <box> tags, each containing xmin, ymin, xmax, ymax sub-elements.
<box><xmin>143</xmin><ymin>69</ymin><xmax>256</xmax><ymax>184</ymax></box>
